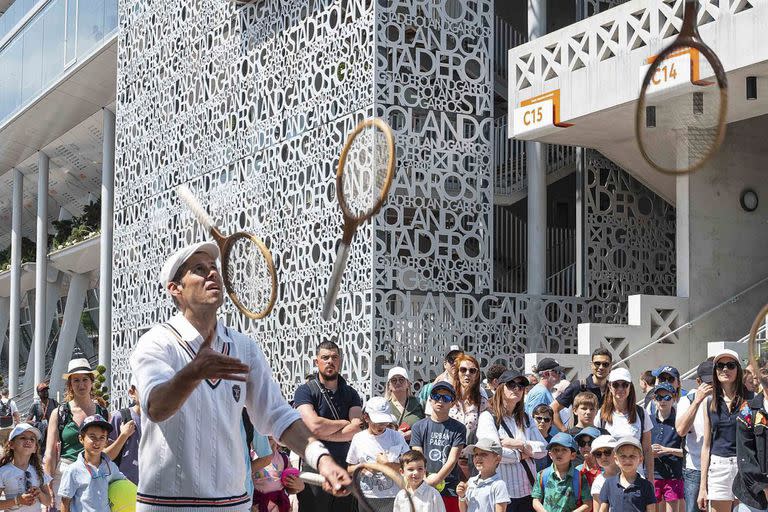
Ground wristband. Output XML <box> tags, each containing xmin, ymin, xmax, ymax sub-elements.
<box><xmin>304</xmin><ymin>440</ymin><xmax>331</xmax><ymax>470</ymax></box>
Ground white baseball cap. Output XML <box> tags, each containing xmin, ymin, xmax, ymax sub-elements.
<box><xmin>9</xmin><ymin>423</ymin><xmax>42</xmax><ymax>442</ymax></box>
<box><xmin>590</xmin><ymin>435</ymin><xmax>617</xmax><ymax>454</ymax></box>
<box><xmin>364</xmin><ymin>396</ymin><xmax>397</xmax><ymax>424</ymax></box>
<box><xmin>387</xmin><ymin>367</ymin><xmax>409</xmax><ymax>382</ymax></box>
<box><xmin>713</xmin><ymin>349</ymin><xmax>741</xmax><ymax>366</ymax></box>
<box><xmin>608</xmin><ymin>367</ymin><xmax>632</xmax><ymax>383</ymax></box>
<box><xmin>160</xmin><ymin>242</ymin><xmax>220</xmax><ymax>290</ymax></box>
<box><xmin>615</xmin><ymin>436</ymin><xmax>642</xmax><ymax>451</ymax></box>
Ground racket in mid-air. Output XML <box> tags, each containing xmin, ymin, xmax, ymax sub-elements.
<box><xmin>747</xmin><ymin>303</ymin><xmax>768</xmax><ymax>392</ymax></box>
<box><xmin>177</xmin><ymin>185</ymin><xmax>277</xmax><ymax>320</ymax></box>
<box><xmin>636</xmin><ymin>0</ymin><xmax>728</xmax><ymax>175</ymax></box>
<box><xmin>300</xmin><ymin>462</ymin><xmax>414</xmax><ymax>512</ymax></box>
<box><xmin>321</xmin><ymin>118</ymin><xmax>396</xmax><ymax>320</ymax></box>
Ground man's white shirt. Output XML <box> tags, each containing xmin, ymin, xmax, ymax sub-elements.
<box><xmin>130</xmin><ymin>314</ymin><xmax>300</xmax><ymax>512</ymax></box>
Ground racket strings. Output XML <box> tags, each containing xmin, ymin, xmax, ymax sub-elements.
<box><xmin>342</xmin><ymin>126</ymin><xmax>391</xmax><ymax>219</ymax></box>
<box><xmin>226</xmin><ymin>236</ymin><xmax>273</xmax><ymax>316</ymax></box>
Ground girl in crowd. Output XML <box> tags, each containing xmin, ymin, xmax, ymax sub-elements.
<box><xmin>450</xmin><ymin>355</ymin><xmax>488</xmax><ymax>480</ymax></box>
<box><xmin>0</xmin><ymin>424</ymin><xmax>52</xmax><ymax>511</ymax></box>
<box><xmin>476</xmin><ymin>370</ymin><xmax>547</xmax><ymax>512</ymax></box>
<box><xmin>43</xmin><ymin>359</ymin><xmax>108</xmax><ymax>509</ymax></box>
<box><xmin>385</xmin><ymin>367</ymin><xmax>425</xmax><ymax>442</ymax></box>
<box><xmin>595</xmin><ymin>368</ymin><xmax>654</xmax><ymax>479</ymax></box>
<box><xmin>698</xmin><ymin>350</ymin><xmax>747</xmax><ymax>512</ymax></box>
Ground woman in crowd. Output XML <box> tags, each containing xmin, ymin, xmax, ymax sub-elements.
<box><xmin>43</xmin><ymin>358</ymin><xmax>109</xmax><ymax>508</ymax></box>
<box><xmin>476</xmin><ymin>370</ymin><xmax>547</xmax><ymax>512</ymax></box>
<box><xmin>698</xmin><ymin>349</ymin><xmax>748</xmax><ymax>512</ymax></box>
<box><xmin>450</xmin><ymin>354</ymin><xmax>488</xmax><ymax>443</ymax></box>
<box><xmin>595</xmin><ymin>367</ymin><xmax>654</xmax><ymax>479</ymax></box>
<box><xmin>385</xmin><ymin>367</ymin><xmax>425</xmax><ymax>441</ymax></box>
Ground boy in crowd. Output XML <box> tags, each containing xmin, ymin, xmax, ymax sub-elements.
<box><xmin>531</xmin><ymin>432</ymin><xmax>591</xmax><ymax>512</ymax></box>
<box><xmin>456</xmin><ymin>439</ymin><xmax>510</xmax><ymax>512</ymax></box>
<box><xmin>650</xmin><ymin>382</ymin><xmax>684</xmax><ymax>512</ymax></box>
<box><xmin>590</xmin><ymin>435</ymin><xmax>618</xmax><ymax>511</ymax></box>
<box><xmin>575</xmin><ymin>426</ymin><xmax>602</xmax><ymax>485</ymax></box>
<box><xmin>568</xmin><ymin>391</ymin><xmax>603</xmax><ymax>436</ymax></box>
<box><xmin>532</xmin><ymin>404</ymin><xmax>555</xmax><ymax>472</ymax></box>
<box><xmin>598</xmin><ymin>437</ymin><xmax>656</xmax><ymax>512</ymax></box>
<box><xmin>59</xmin><ymin>415</ymin><xmax>127</xmax><ymax>512</ymax></box>
<box><xmin>393</xmin><ymin>450</ymin><xmax>445</xmax><ymax>512</ymax></box>
<box><xmin>410</xmin><ymin>381</ymin><xmax>466</xmax><ymax>512</ymax></box>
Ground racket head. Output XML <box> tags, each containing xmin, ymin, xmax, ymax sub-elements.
<box><xmin>220</xmin><ymin>232</ymin><xmax>278</xmax><ymax>320</ymax></box>
<box><xmin>635</xmin><ymin>3</ymin><xmax>728</xmax><ymax>175</ymax></box>
<box><xmin>351</xmin><ymin>462</ymin><xmax>413</xmax><ymax>512</ymax></box>
<box><xmin>336</xmin><ymin>118</ymin><xmax>396</xmax><ymax>226</ymax></box>
<box><xmin>747</xmin><ymin>303</ymin><xmax>768</xmax><ymax>392</ymax></box>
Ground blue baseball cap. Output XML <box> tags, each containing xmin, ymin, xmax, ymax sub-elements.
<box><xmin>431</xmin><ymin>381</ymin><xmax>456</xmax><ymax>397</ymax></box>
<box><xmin>547</xmin><ymin>432</ymin><xmax>577</xmax><ymax>452</ymax></box>
<box><xmin>653</xmin><ymin>366</ymin><xmax>680</xmax><ymax>379</ymax></box>
<box><xmin>653</xmin><ymin>382</ymin><xmax>677</xmax><ymax>395</ymax></box>
<box><xmin>574</xmin><ymin>426</ymin><xmax>602</xmax><ymax>441</ymax></box>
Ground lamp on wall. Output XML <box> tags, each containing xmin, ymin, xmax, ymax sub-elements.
<box><xmin>740</xmin><ymin>189</ymin><xmax>759</xmax><ymax>212</ymax></box>
<box><xmin>746</xmin><ymin>76</ymin><xmax>757</xmax><ymax>100</ymax></box>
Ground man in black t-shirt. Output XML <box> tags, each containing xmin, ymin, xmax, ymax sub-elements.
<box><xmin>294</xmin><ymin>340</ymin><xmax>363</xmax><ymax>512</ymax></box>
<box><xmin>26</xmin><ymin>381</ymin><xmax>58</xmax><ymax>455</ymax></box>
<box><xmin>552</xmin><ymin>348</ymin><xmax>612</xmax><ymax>432</ymax></box>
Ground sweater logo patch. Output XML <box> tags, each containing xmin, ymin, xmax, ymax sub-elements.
<box><xmin>232</xmin><ymin>384</ymin><xmax>241</xmax><ymax>402</ymax></box>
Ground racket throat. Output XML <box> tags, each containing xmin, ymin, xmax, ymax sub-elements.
<box><xmin>321</xmin><ymin>242</ymin><xmax>351</xmax><ymax>321</ymax></box>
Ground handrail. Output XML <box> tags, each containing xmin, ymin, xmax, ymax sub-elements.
<box><xmin>547</xmin><ymin>263</ymin><xmax>576</xmax><ymax>296</ymax></box>
<box><xmin>680</xmin><ymin>319</ymin><xmax>768</xmax><ymax>380</ymax></box>
<box><xmin>494</xmin><ymin>16</ymin><xmax>527</xmax><ymax>82</ymax></box>
<box><xmin>613</xmin><ymin>274</ymin><xmax>768</xmax><ymax>368</ymax></box>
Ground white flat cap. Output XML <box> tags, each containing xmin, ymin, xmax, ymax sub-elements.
<box><xmin>160</xmin><ymin>241</ymin><xmax>220</xmax><ymax>290</ymax></box>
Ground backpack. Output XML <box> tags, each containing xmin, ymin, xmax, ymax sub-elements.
<box><xmin>112</xmin><ymin>408</ymin><xmax>133</xmax><ymax>466</ymax></box>
<box><xmin>0</xmin><ymin>400</ymin><xmax>12</xmax><ymax>428</ymax></box>
<box><xmin>538</xmin><ymin>465</ymin><xmax>583</xmax><ymax>506</ymax></box>
<box><xmin>57</xmin><ymin>402</ymin><xmax>109</xmax><ymax>439</ymax></box>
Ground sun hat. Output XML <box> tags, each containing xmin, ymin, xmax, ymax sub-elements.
<box><xmin>79</xmin><ymin>414</ymin><xmax>113</xmax><ymax>434</ymax></box>
<box><xmin>547</xmin><ymin>432</ymin><xmax>577</xmax><ymax>452</ymax></box>
<box><xmin>9</xmin><ymin>423</ymin><xmax>42</xmax><ymax>442</ymax></box>
<box><xmin>62</xmin><ymin>358</ymin><xmax>97</xmax><ymax>379</ymax></box>
<box><xmin>536</xmin><ymin>357</ymin><xmax>564</xmax><ymax>373</ymax></box>
<box><xmin>159</xmin><ymin>241</ymin><xmax>220</xmax><ymax>289</ymax></box>
<box><xmin>363</xmin><ymin>397</ymin><xmax>397</xmax><ymax>424</ymax></box>
<box><xmin>591</xmin><ymin>435</ymin><xmax>617</xmax><ymax>454</ymax></box>
<box><xmin>608</xmin><ymin>367</ymin><xmax>632</xmax><ymax>383</ymax></box>
<box><xmin>387</xmin><ymin>367</ymin><xmax>409</xmax><ymax>382</ymax></box>
<box><xmin>463</xmin><ymin>438</ymin><xmax>503</xmax><ymax>456</ymax></box>
<box><xmin>497</xmin><ymin>370</ymin><xmax>529</xmax><ymax>387</ymax></box>
<box><xmin>615</xmin><ymin>436</ymin><xmax>642</xmax><ymax>451</ymax></box>
<box><xmin>713</xmin><ymin>349</ymin><xmax>741</xmax><ymax>366</ymax></box>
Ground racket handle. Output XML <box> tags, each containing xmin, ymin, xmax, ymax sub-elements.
<box><xmin>322</xmin><ymin>242</ymin><xmax>350</xmax><ymax>321</ymax></box>
<box><xmin>177</xmin><ymin>185</ymin><xmax>215</xmax><ymax>232</ymax></box>
<box><xmin>298</xmin><ymin>472</ymin><xmax>327</xmax><ymax>487</ymax></box>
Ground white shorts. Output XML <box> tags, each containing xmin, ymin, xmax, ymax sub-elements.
<box><xmin>707</xmin><ymin>455</ymin><xmax>738</xmax><ymax>501</ymax></box>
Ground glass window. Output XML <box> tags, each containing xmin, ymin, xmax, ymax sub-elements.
<box><xmin>0</xmin><ymin>37</ymin><xmax>23</xmax><ymax>119</ymax></box>
<box><xmin>76</xmin><ymin>0</ymin><xmax>104</xmax><ymax>59</ymax></box>
<box><xmin>41</xmin><ymin>0</ymin><xmax>66</xmax><ymax>87</ymax></box>
<box><xmin>21</xmin><ymin>14</ymin><xmax>44</xmax><ymax>103</ymax></box>
<box><xmin>65</xmin><ymin>0</ymin><xmax>77</xmax><ymax>64</ymax></box>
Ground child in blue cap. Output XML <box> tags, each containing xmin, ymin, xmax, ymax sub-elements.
<box><xmin>531</xmin><ymin>432</ymin><xmax>590</xmax><ymax>512</ymax></box>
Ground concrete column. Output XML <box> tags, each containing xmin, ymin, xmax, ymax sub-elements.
<box><xmin>9</xmin><ymin>169</ymin><xmax>23</xmax><ymax>396</ymax></box>
<box><xmin>99</xmin><ymin>108</ymin><xmax>115</xmax><ymax>387</ymax></box>
<box><xmin>526</xmin><ymin>0</ymin><xmax>547</xmax><ymax>295</ymax></box>
<box><xmin>33</xmin><ymin>152</ymin><xmax>50</xmax><ymax>388</ymax></box>
<box><xmin>0</xmin><ymin>297</ymin><xmax>9</xmax><ymax>356</ymax></box>
<box><xmin>49</xmin><ymin>273</ymin><xmax>89</xmax><ymax>399</ymax></box>
<box><xmin>676</xmin><ymin>174</ymin><xmax>689</xmax><ymax>298</ymax></box>
<box><xmin>23</xmin><ymin>275</ymin><xmax>61</xmax><ymax>393</ymax></box>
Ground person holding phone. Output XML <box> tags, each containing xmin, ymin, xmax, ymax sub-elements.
<box><xmin>385</xmin><ymin>367</ymin><xmax>425</xmax><ymax>442</ymax></box>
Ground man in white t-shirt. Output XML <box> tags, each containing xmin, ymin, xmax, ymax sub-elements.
<box><xmin>675</xmin><ymin>360</ymin><xmax>713</xmax><ymax>512</ymax></box>
<box><xmin>131</xmin><ymin>242</ymin><xmax>350</xmax><ymax>512</ymax></box>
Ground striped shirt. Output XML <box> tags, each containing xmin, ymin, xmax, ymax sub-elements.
<box><xmin>130</xmin><ymin>314</ymin><xmax>300</xmax><ymax>512</ymax></box>
<box><xmin>475</xmin><ymin>410</ymin><xmax>547</xmax><ymax>499</ymax></box>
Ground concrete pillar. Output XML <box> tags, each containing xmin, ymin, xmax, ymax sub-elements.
<box><xmin>9</xmin><ymin>169</ymin><xmax>23</xmax><ymax>396</ymax></box>
<box><xmin>23</xmin><ymin>275</ymin><xmax>61</xmax><ymax>393</ymax></box>
<box><xmin>99</xmin><ymin>108</ymin><xmax>115</xmax><ymax>387</ymax></box>
<box><xmin>0</xmin><ymin>297</ymin><xmax>9</xmax><ymax>356</ymax></box>
<box><xmin>526</xmin><ymin>0</ymin><xmax>547</xmax><ymax>295</ymax></box>
<box><xmin>676</xmin><ymin>174</ymin><xmax>689</xmax><ymax>298</ymax></box>
<box><xmin>33</xmin><ymin>152</ymin><xmax>50</xmax><ymax>388</ymax></box>
<box><xmin>49</xmin><ymin>273</ymin><xmax>89</xmax><ymax>399</ymax></box>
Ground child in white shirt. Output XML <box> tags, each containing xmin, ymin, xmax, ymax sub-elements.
<box><xmin>393</xmin><ymin>450</ymin><xmax>445</xmax><ymax>512</ymax></box>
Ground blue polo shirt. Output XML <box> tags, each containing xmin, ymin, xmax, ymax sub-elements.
<box><xmin>599</xmin><ymin>474</ymin><xmax>656</xmax><ymax>511</ymax></box>
<box><xmin>650</xmin><ymin>409</ymin><xmax>683</xmax><ymax>480</ymax></box>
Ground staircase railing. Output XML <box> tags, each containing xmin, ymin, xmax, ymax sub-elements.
<box><xmin>547</xmin><ymin>263</ymin><xmax>576</xmax><ymax>296</ymax></box>
<box><xmin>494</xmin><ymin>16</ymin><xmax>527</xmax><ymax>83</ymax></box>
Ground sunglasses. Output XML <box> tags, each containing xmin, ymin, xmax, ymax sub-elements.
<box><xmin>655</xmin><ymin>394</ymin><xmax>674</xmax><ymax>402</ymax></box>
<box><xmin>610</xmin><ymin>381</ymin><xmax>630</xmax><ymax>389</ymax></box>
<box><xmin>504</xmin><ymin>381</ymin><xmax>525</xmax><ymax>391</ymax></box>
<box><xmin>430</xmin><ymin>393</ymin><xmax>455</xmax><ymax>403</ymax></box>
<box><xmin>577</xmin><ymin>438</ymin><xmax>593</xmax><ymax>447</ymax></box>
<box><xmin>459</xmin><ymin>367</ymin><xmax>479</xmax><ymax>375</ymax></box>
<box><xmin>593</xmin><ymin>449</ymin><xmax>613</xmax><ymax>458</ymax></box>
<box><xmin>592</xmin><ymin>361</ymin><xmax>611</xmax><ymax>368</ymax></box>
<box><xmin>533</xmin><ymin>416</ymin><xmax>552</xmax><ymax>423</ymax></box>
<box><xmin>715</xmin><ymin>361</ymin><xmax>738</xmax><ymax>371</ymax></box>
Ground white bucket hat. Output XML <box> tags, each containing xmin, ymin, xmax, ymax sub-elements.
<box><xmin>9</xmin><ymin>423</ymin><xmax>42</xmax><ymax>442</ymax></box>
<box><xmin>62</xmin><ymin>358</ymin><xmax>97</xmax><ymax>379</ymax></box>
